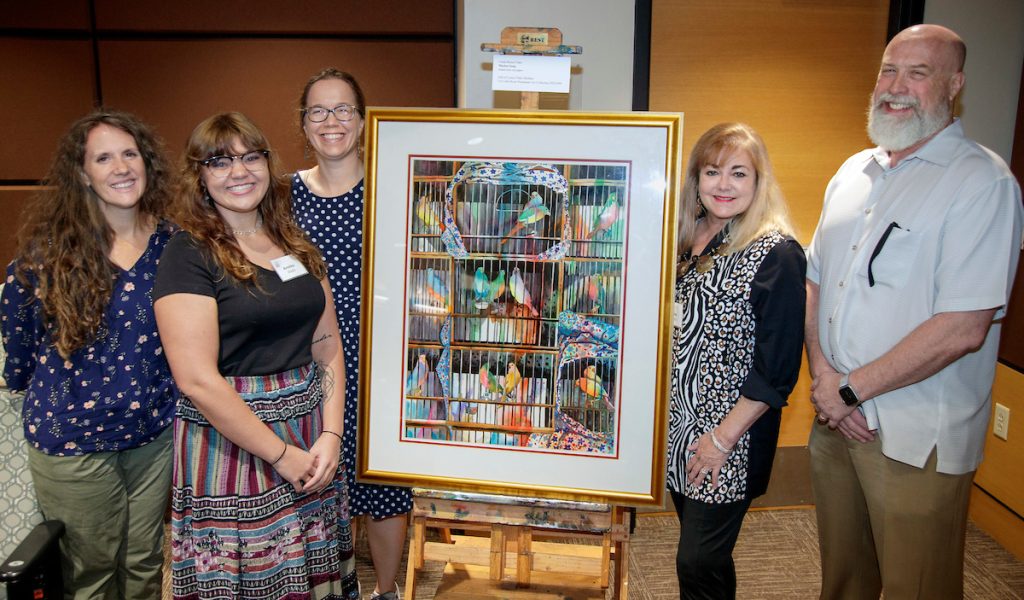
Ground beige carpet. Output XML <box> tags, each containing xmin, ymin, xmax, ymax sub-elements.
<box><xmin>163</xmin><ymin>508</ymin><xmax>1024</xmax><ymax>598</ymax></box>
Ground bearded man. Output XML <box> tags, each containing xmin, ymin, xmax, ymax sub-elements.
<box><xmin>804</xmin><ymin>24</ymin><xmax>1022</xmax><ymax>599</ymax></box>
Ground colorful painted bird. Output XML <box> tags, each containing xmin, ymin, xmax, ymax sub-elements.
<box><xmin>479</xmin><ymin>363</ymin><xmax>502</xmax><ymax>399</ymax></box>
<box><xmin>473</xmin><ymin>266</ymin><xmax>492</xmax><ymax>309</ymax></box>
<box><xmin>488</xmin><ymin>270</ymin><xmax>506</xmax><ymax>304</ymax></box>
<box><xmin>422</xmin><ymin>268</ymin><xmax>448</xmax><ymax>306</ymax></box>
<box><xmin>405</xmin><ymin>353</ymin><xmax>429</xmax><ymax>397</ymax></box>
<box><xmin>500</xmin><ymin>191</ymin><xmax>550</xmax><ymax>244</ymax></box>
<box><xmin>586</xmin><ymin>273</ymin><xmax>607</xmax><ymax>313</ymax></box>
<box><xmin>587</xmin><ymin>192</ymin><xmax>620</xmax><ymax>239</ymax></box>
<box><xmin>503</xmin><ymin>362</ymin><xmax>522</xmax><ymax>400</ymax></box>
<box><xmin>508</xmin><ymin>266</ymin><xmax>539</xmax><ymax>317</ymax></box>
<box><xmin>416</xmin><ymin>193</ymin><xmax>441</xmax><ymax>230</ymax></box>
<box><xmin>576</xmin><ymin>364</ymin><xmax>613</xmax><ymax>411</ymax></box>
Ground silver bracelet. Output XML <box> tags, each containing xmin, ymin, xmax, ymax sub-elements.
<box><xmin>710</xmin><ymin>429</ymin><xmax>733</xmax><ymax>454</ymax></box>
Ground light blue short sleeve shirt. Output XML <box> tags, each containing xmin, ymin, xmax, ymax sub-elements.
<box><xmin>807</xmin><ymin>120</ymin><xmax>1023</xmax><ymax>474</ymax></box>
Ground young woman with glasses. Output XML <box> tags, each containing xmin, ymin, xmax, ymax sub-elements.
<box><xmin>1</xmin><ymin>110</ymin><xmax>177</xmax><ymax>598</ymax></box>
<box><xmin>290</xmin><ymin>68</ymin><xmax>411</xmax><ymax>600</ymax></box>
<box><xmin>153</xmin><ymin>112</ymin><xmax>359</xmax><ymax>599</ymax></box>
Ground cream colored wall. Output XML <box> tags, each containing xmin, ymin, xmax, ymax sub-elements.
<box><xmin>925</xmin><ymin>0</ymin><xmax>1024</xmax><ymax>163</ymax></box>
<box><xmin>458</xmin><ymin>0</ymin><xmax>636</xmax><ymax>110</ymax></box>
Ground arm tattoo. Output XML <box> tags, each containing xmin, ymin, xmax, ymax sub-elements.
<box><xmin>312</xmin><ymin>333</ymin><xmax>331</xmax><ymax>345</ymax></box>
<box><xmin>317</xmin><ymin>361</ymin><xmax>336</xmax><ymax>404</ymax></box>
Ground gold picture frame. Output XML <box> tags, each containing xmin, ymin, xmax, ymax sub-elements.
<box><xmin>358</xmin><ymin>108</ymin><xmax>682</xmax><ymax>505</ymax></box>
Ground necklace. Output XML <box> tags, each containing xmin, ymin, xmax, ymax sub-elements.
<box><xmin>679</xmin><ymin>246</ymin><xmax>719</xmax><ymax>276</ymax></box>
<box><xmin>231</xmin><ymin>216</ymin><xmax>263</xmax><ymax>236</ymax></box>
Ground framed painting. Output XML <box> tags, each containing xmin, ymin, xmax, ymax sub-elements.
<box><xmin>358</xmin><ymin>108</ymin><xmax>682</xmax><ymax>505</ymax></box>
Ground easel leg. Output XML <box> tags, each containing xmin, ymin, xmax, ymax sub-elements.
<box><xmin>600</xmin><ymin>531</ymin><xmax>612</xmax><ymax>588</ymax></box>
<box><xmin>515</xmin><ymin>526</ymin><xmax>532</xmax><ymax>587</ymax></box>
<box><xmin>613</xmin><ymin>508</ymin><xmax>630</xmax><ymax>600</ymax></box>
<box><xmin>520</xmin><ymin>91</ymin><xmax>540</xmax><ymax>110</ymax></box>
<box><xmin>404</xmin><ymin>516</ymin><xmax>427</xmax><ymax>599</ymax></box>
<box><xmin>489</xmin><ymin>524</ymin><xmax>506</xmax><ymax>581</ymax></box>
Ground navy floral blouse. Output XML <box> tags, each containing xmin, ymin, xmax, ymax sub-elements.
<box><xmin>1</xmin><ymin>225</ymin><xmax>177</xmax><ymax>456</ymax></box>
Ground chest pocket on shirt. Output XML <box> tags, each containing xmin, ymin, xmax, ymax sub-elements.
<box><xmin>860</xmin><ymin>226</ymin><xmax>923</xmax><ymax>289</ymax></box>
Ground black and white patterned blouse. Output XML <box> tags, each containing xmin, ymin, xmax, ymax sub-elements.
<box><xmin>667</xmin><ymin>229</ymin><xmax>806</xmax><ymax>503</ymax></box>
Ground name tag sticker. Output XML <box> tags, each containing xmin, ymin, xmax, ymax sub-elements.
<box><xmin>271</xmin><ymin>255</ymin><xmax>309</xmax><ymax>282</ymax></box>
<box><xmin>673</xmin><ymin>302</ymin><xmax>684</xmax><ymax>329</ymax></box>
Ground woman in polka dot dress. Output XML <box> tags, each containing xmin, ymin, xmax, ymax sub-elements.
<box><xmin>291</xmin><ymin>68</ymin><xmax>411</xmax><ymax>600</ymax></box>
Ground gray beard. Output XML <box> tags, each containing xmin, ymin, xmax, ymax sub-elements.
<box><xmin>867</xmin><ymin>94</ymin><xmax>951</xmax><ymax>152</ymax></box>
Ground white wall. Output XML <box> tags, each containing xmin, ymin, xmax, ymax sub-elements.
<box><xmin>458</xmin><ymin>0</ymin><xmax>636</xmax><ymax>110</ymax></box>
<box><xmin>925</xmin><ymin>0</ymin><xmax>1024</xmax><ymax>163</ymax></box>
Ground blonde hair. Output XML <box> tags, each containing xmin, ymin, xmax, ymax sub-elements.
<box><xmin>678</xmin><ymin>123</ymin><xmax>795</xmax><ymax>258</ymax></box>
<box><xmin>175</xmin><ymin>112</ymin><xmax>325</xmax><ymax>285</ymax></box>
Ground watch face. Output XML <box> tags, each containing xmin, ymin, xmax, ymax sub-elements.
<box><xmin>839</xmin><ymin>385</ymin><xmax>859</xmax><ymax>406</ymax></box>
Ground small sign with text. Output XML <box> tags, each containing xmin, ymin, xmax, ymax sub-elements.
<box><xmin>491</xmin><ymin>55</ymin><xmax>571</xmax><ymax>93</ymax></box>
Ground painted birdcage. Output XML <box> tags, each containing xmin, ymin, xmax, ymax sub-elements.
<box><xmin>403</xmin><ymin>159</ymin><xmax>626</xmax><ymax>455</ymax></box>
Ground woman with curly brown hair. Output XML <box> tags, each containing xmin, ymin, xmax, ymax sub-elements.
<box><xmin>1</xmin><ymin>110</ymin><xmax>177</xmax><ymax>599</ymax></box>
<box><xmin>153</xmin><ymin>112</ymin><xmax>359</xmax><ymax>599</ymax></box>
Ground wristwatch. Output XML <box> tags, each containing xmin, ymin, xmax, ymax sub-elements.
<box><xmin>839</xmin><ymin>374</ymin><xmax>861</xmax><ymax>407</ymax></box>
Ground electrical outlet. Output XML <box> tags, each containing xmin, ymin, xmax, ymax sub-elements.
<box><xmin>993</xmin><ymin>403</ymin><xmax>1010</xmax><ymax>441</ymax></box>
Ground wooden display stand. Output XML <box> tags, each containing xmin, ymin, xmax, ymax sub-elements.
<box><xmin>405</xmin><ymin>24</ymin><xmax>627</xmax><ymax>600</ymax></box>
<box><xmin>405</xmin><ymin>489</ymin><xmax>630</xmax><ymax>599</ymax></box>
<box><xmin>481</xmin><ymin>26</ymin><xmax>582</xmax><ymax>111</ymax></box>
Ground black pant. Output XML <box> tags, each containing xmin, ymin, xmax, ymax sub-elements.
<box><xmin>671</xmin><ymin>490</ymin><xmax>753</xmax><ymax>600</ymax></box>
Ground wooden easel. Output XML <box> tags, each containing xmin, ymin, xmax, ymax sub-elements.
<box><xmin>404</xmin><ymin>26</ymin><xmax>631</xmax><ymax>600</ymax></box>
<box><xmin>404</xmin><ymin>489</ymin><xmax>631</xmax><ymax>599</ymax></box>
<box><xmin>481</xmin><ymin>26</ymin><xmax>582</xmax><ymax>110</ymax></box>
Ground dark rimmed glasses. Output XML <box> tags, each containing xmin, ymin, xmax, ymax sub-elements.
<box><xmin>199</xmin><ymin>150</ymin><xmax>269</xmax><ymax>178</ymax></box>
<box><xmin>303</xmin><ymin>104</ymin><xmax>359</xmax><ymax>123</ymax></box>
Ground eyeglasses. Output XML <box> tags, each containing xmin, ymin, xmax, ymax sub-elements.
<box><xmin>199</xmin><ymin>150</ymin><xmax>269</xmax><ymax>178</ymax></box>
<box><xmin>303</xmin><ymin>104</ymin><xmax>359</xmax><ymax>123</ymax></box>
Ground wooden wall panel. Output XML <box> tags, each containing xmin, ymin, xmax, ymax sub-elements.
<box><xmin>650</xmin><ymin>0</ymin><xmax>889</xmax><ymax>244</ymax></box>
<box><xmin>0</xmin><ymin>39</ymin><xmax>96</xmax><ymax>181</ymax></box>
<box><xmin>0</xmin><ymin>188</ymin><xmax>38</xmax><ymax>267</ymax></box>
<box><xmin>98</xmin><ymin>39</ymin><xmax>454</xmax><ymax>171</ymax></box>
<box><xmin>650</xmin><ymin>0</ymin><xmax>889</xmax><ymax>448</ymax></box>
<box><xmin>975</xmin><ymin>364</ymin><xmax>1024</xmax><ymax>516</ymax></box>
<box><xmin>94</xmin><ymin>0</ymin><xmax>453</xmax><ymax>34</ymax></box>
<box><xmin>0</xmin><ymin>1</ymin><xmax>90</xmax><ymax>29</ymax></box>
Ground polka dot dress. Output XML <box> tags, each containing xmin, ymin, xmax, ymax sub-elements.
<box><xmin>292</xmin><ymin>173</ymin><xmax>413</xmax><ymax>519</ymax></box>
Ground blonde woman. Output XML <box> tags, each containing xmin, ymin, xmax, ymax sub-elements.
<box><xmin>667</xmin><ymin>123</ymin><xmax>806</xmax><ymax>598</ymax></box>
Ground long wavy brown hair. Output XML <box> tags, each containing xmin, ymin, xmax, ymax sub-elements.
<box><xmin>13</xmin><ymin>110</ymin><xmax>172</xmax><ymax>358</ymax></box>
<box><xmin>175</xmin><ymin>112</ymin><xmax>325</xmax><ymax>285</ymax></box>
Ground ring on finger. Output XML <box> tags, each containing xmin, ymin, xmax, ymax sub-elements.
<box><xmin>699</xmin><ymin>467</ymin><xmax>709</xmax><ymax>475</ymax></box>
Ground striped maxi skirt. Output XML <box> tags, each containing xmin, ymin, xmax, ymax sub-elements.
<box><xmin>171</xmin><ymin>363</ymin><xmax>359</xmax><ymax>599</ymax></box>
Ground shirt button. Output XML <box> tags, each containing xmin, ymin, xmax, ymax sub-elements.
<box><xmin>852</xmin><ymin>244</ymin><xmax>858</xmax><ymax>251</ymax></box>
<box><xmin>865</xmin><ymin>208</ymin><xmax>872</xmax><ymax>214</ymax></box>
<box><xmin>839</xmin><ymin>280</ymin><xmax>845</xmax><ymax>288</ymax></box>
<box><xmin>828</xmin><ymin>317</ymin><xmax>833</xmax><ymax>324</ymax></box>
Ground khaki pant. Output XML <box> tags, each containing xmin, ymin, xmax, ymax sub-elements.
<box><xmin>809</xmin><ymin>424</ymin><xmax>974</xmax><ymax>600</ymax></box>
<box><xmin>27</xmin><ymin>427</ymin><xmax>172</xmax><ymax>600</ymax></box>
